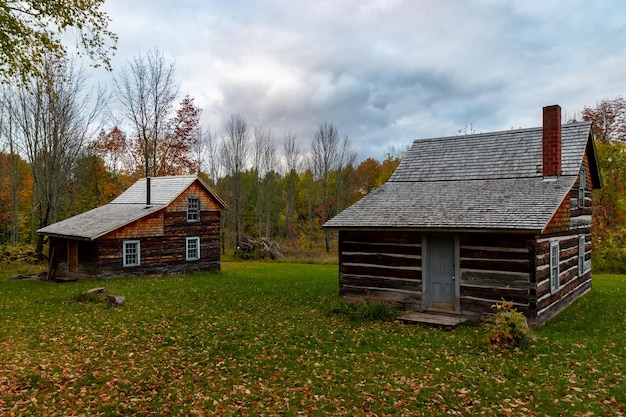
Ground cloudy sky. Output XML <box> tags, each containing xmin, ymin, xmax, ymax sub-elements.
<box><xmin>98</xmin><ymin>0</ymin><xmax>626</xmax><ymax>161</ymax></box>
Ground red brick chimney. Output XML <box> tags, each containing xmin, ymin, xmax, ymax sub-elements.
<box><xmin>542</xmin><ymin>104</ymin><xmax>562</xmax><ymax>177</ymax></box>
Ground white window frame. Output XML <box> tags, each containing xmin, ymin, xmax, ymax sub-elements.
<box><xmin>550</xmin><ymin>240</ymin><xmax>560</xmax><ymax>293</ymax></box>
<box><xmin>186</xmin><ymin>237</ymin><xmax>200</xmax><ymax>261</ymax></box>
<box><xmin>123</xmin><ymin>240</ymin><xmax>141</xmax><ymax>267</ymax></box>
<box><xmin>578</xmin><ymin>168</ymin><xmax>587</xmax><ymax>208</ymax></box>
<box><xmin>187</xmin><ymin>197</ymin><xmax>200</xmax><ymax>222</ymax></box>
<box><xmin>578</xmin><ymin>235</ymin><xmax>586</xmax><ymax>276</ymax></box>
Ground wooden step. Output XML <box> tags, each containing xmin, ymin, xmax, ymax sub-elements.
<box><xmin>397</xmin><ymin>312</ymin><xmax>470</xmax><ymax>327</ymax></box>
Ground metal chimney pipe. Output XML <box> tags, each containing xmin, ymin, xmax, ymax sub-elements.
<box><xmin>146</xmin><ymin>176</ymin><xmax>151</xmax><ymax>206</ymax></box>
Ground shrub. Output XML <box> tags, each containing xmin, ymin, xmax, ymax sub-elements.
<box><xmin>484</xmin><ymin>300</ymin><xmax>533</xmax><ymax>349</ymax></box>
<box><xmin>68</xmin><ymin>289</ymin><xmax>108</xmax><ymax>304</ymax></box>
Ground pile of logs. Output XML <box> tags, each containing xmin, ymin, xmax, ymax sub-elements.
<box><xmin>235</xmin><ymin>236</ymin><xmax>283</xmax><ymax>260</ymax></box>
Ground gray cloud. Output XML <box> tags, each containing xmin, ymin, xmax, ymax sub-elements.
<box><xmin>101</xmin><ymin>0</ymin><xmax>626</xmax><ymax>161</ymax></box>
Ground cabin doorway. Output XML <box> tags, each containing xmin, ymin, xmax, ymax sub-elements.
<box><xmin>423</xmin><ymin>235</ymin><xmax>459</xmax><ymax>312</ymax></box>
<box><xmin>68</xmin><ymin>240</ymin><xmax>79</xmax><ymax>273</ymax></box>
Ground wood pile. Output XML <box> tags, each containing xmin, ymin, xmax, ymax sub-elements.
<box><xmin>235</xmin><ymin>236</ymin><xmax>283</xmax><ymax>260</ymax></box>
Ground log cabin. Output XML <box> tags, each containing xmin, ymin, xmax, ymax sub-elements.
<box><xmin>38</xmin><ymin>175</ymin><xmax>227</xmax><ymax>279</ymax></box>
<box><xmin>324</xmin><ymin>105</ymin><xmax>601</xmax><ymax>325</ymax></box>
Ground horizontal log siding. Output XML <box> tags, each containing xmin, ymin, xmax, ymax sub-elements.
<box><xmin>534</xmin><ymin>232</ymin><xmax>592</xmax><ymax>325</ymax></box>
<box><xmin>459</xmin><ymin>234</ymin><xmax>534</xmax><ymax>317</ymax></box>
<box><xmin>96</xmin><ymin>211</ymin><xmax>221</xmax><ymax>278</ymax></box>
<box><xmin>339</xmin><ymin>230</ymin><xmax>422</xmax><ymax>308</ymax></box>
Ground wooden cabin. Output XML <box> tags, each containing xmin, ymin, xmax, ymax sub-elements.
<box><xmin>37</xmin><ymin>175</ymin><xmax>227</xmax><ymax>279</ymax></box>
<box><xmin>324</xmin><ymin>105</ymin><xmax>601</xmax><ymax>325</ymax></box>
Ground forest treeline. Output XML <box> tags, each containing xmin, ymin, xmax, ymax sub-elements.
<box><xmin>0</xmin><ymin>52</ymin><xmax>402</xmax><ymax>256</ymax></box>
<box><xmin>1</xmin><ymin>53</ymin><xmax>625</xmax><ymax>271</ymax></box>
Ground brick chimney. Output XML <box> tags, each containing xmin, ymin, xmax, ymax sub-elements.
<box><xmin>542</xmin><ymin>104</ymin><xmax>562</xmax><ymax>177</ymax></box>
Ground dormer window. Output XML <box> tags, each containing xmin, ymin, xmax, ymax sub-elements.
<box><xmin>578</xmin><ymin>168</ymin><xmax>586</xmax><ymax>208</ymax></box>
<box><xmin>187</xmin><ymin>197</ymin><xmax>199</xmax><ymax>221</ymax></box>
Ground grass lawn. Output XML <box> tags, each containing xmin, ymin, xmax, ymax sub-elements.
<box><xmin>0</xmin><ymin>262</ymin><xmax>624</xmax><ymax>416</ymax></box>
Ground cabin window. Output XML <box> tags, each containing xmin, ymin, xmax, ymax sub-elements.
<box><xmin>187</xmin><ymin>197</ymin><xmax>200</xmax><ymax>221</ymax></box>
<box><xmin>123</xmin><ymin>240</ymin><xmax>140</xmax><ymax>267</ymax></box>
<box><xmin>578</xmin><ymin>168</ymin><xmax>587</xmax><ymax>208</ymax></box>
<box><xmin>578</xmin><ymin>235</ymin><xmax>586</xmax><ymax>275</ymax></box>
<box><xmin>550</xmin><ymin>240</ymin><xmax>560</xmax><ymax>293</ymax></box>
<box><xmin>186</xmin><ymin>237</ymin><xmax>200</xmax><ymax>261</ymax></box>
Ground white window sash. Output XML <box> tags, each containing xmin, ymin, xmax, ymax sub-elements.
<box><xmin>550</xmin><ymin>241</ymin><xmax>560</xmax><ymax>293</ymax></box>
<box><xmin>123</xmin><ymin>240</ymin><xmax>141</xmax><ymax>267</ymax></box>
<box><xmin>187</xmin><ymin>197</ymin><xmax>200</xmax><ymax>221</ymax></box>
<box><xmin>186</xmin><ymin>237</ymin><xmax>200</xmax><ymax>261</ymax></box>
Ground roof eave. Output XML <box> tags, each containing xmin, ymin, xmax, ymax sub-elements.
<box><xmin>195</xmin><ymin>176</ymin><xmax>229</xmax><ymax>209</ymax></box>
<box><xmin>324</xmin><ymin>225</ymin><xmax>543</xmax><ymax>234</ymax></box>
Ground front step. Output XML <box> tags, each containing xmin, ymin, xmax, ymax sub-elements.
<box><xmin>398</xmin><ymin>312</ymin><xmax>471</xmax><ymax>327</ymax></box>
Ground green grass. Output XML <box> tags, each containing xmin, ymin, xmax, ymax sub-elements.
<box><xmin>0</xmin><ymin>264</ymin><xmax>624</xmax><ymax>416</ymax></box>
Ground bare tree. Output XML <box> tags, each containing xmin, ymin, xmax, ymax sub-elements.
<box><xmin>311</xmin><ymin>122</ymin><xmax>356</xmax><ymax>252</ymax></box>
<box><xmin>283</xmin><ymin>132</ymin><xmax>301</xmax><ymax>240</ymax></box>
<box><xmin>8</xmin><ymin>57</ymin><xmax>107</xmax><ymax>254</ymax></box>
<box><xmin>115</xmin><ymin>48</ymin><xmax>179</xmax><ymax>177</ymax></box>
<box><xmin>260</xmin><ymin>132</ymin><xmax>277</xmax><ymax>239</ymax></box>
<box><xmin>252</xmin><ymin>126</ymin><xmax>275</xmax><ymax>237</ymax></box>
<box><xmin>201</xmin><ymin>127</ymin><xmax>221</xmax><ymax>184</ymax></box>
<box><xmin>220</xmin><ymin>114</ymin><xmax>250</xmax><ymax>245</ymax></box>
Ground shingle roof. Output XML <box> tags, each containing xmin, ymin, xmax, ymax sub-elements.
<box><xmin>38</xmin><ymin>175</ymin><xmax>226</xmax><ymax>240</ymax></box>
<box><xmin>37</xmin><ymin>204</ymin><xmax>164</xmax><ymax>241</ymax></box>
<box><xmin>324</xmin><ymin>122</ymin><xmax>595</xmax><ymax>232</ymax></box>
<box><xmin>390</xmin><ymin>122</ymin><xmax>591</xmax><ymax>182</ymax></box>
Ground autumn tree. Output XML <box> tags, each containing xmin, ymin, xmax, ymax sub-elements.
<box><xmin>581</xmin><ymin>96</ymin><xmax>626</xmax><ymax>143</ymax></box>
<box><xmin>0</xmin><ymin>150</ymin><xmax>32</xmax><ymax>246</ymax></box>
<box><xmin>68</xmin><ymin>147</ymin><xmax>130</xmax><ymax>215</ymax></box>
<box><xmin>155</xmin><ymin>94</ymin><xmax>202</xmax><ymax>175</ymax></box>
<box><xmin>580</xmin><ymin>97</ymin><xmax>626</xmax><ymax>271</ymax></box>
<box><xmin>115</xmin><ymin>48</ymin><xmax>179</xmax><ymax>177</ymax></box>
<box><xmin>0</xmin><ymin>0</ymin><xmax>117</xmax><ymax>85</ymax></box>
<box><xmin>93</xmin><ymin>126</ymin><xmax>132</xmax><ymax>175</ymax></box>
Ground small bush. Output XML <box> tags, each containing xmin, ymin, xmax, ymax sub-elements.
<box><xmin>68</xmin><ymin>289</ymin><xmax>108</xmax><ymax>304</ymax></box>
<box><xmin>328</xmin><ymin>298</ymin><xmax>401</xmax><ymax>322</ymax></box>
<box><xmin>484</xmin><ymin>300</ymin><xmax>533</xmax><ymax>349</ymax></box>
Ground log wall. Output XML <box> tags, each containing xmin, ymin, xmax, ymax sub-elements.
<box><xmin>96</xmin><ymin>211</ymin><xmax>221</xmax><ymax>278</ymax></box>
<box><xmin>458</xmin><ymin>233</ymin><xmax>534</xmax><ymax>318</ymax></box>
<box><xmin>338</xmin><ymin>230</ymin><xmax>423</xmax><ymax>308</ymax></box>
<box><xmin>534</xmin><ymin>230</ymin><xmax>592</xmax><ymax>324</ymax></box>
<box><xmin>336</xmin><ymin>148</ymin><xmax>595</xmax><ymax>324</ymax></box>
<box><xmin>79</xmin><ymin>184</ymin><xmax>224</xmax><ymax>279</ymax></box>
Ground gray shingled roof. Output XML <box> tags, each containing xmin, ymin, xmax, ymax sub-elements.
<box><xmin>324</xmin><ymin>122</ymin><xmax>594</xmax><ymax>232</ymax></box>
<box><xmin>38</xmin><ymin>175</ymin><xmax>225</xmax><ymax>240</ymax></box>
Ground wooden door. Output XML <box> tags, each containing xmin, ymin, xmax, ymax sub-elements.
<box><xmin>425</xmin><ymin>235</ymin><xmax>458</xmax><ymax>311</ymax></box>
<box><xmin>68</xmin><ymin>240</ymin><xmax>79</xmax><ymax>273</ymax></box>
